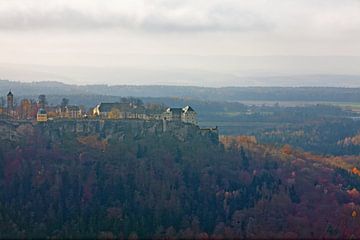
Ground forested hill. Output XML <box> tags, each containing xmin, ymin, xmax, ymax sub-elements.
<box><xmin>1</xmin><ymin>79</ymin><xmax>360</xmax><ymax>102</ymax></box>
<box><xmin>1</xmin><ymin>121</ymin><xmax>360</xmax><ymax>238</ymax></box>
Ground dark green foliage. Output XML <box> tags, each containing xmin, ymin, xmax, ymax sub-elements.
<box><xmin>289</xmin><ymin>185</ymin><xmax>301</xmax><ymax>203</ymax></box>
<box><xmin>240</xmin><ymin>146</ymin><xmax>249</xmax><ymax>170</ymax></box>
<box><xmin>257</xmin><ymin>119</ymin><xmax>360</xmax><ymax>155</ymax></box>
<box><xmin>60</xmin><ymin>98</ymin><xmax>69</xmax><ymax>109</ymax></box>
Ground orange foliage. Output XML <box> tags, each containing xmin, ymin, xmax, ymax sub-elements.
<box><xmin>220</xmin><ymin>135</ymin><xmax>257</xmax><ymax>149</ymax></box>
<box><xmin>300</xmin><ymin>151</ymin><xmax>358</xmax><ymax>173</ymax></box>
<box><xmin>281</xmin><ymin>144</ymin><xmax>293</xmax><ymax>155</ymax></box>
<box><xmin>352</xmin><ymin>167</ymin><xmax>360</xmax><ymax>176</ymax></box>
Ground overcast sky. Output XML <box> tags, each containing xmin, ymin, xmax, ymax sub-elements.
<box><xmin>0</xmin><ymin>0</ymin><xmax>359</xmax><ymax>86</ymax></box>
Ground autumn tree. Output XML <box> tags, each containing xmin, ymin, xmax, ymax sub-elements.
<box><xmin>20</xmin><ymin>99</ymin><xmax>31</xmax><ymax>119</ymax></box>
<box><xmin>38</xmin><ymin>94</ymin><xmax>47</xmax><ymax>109</ymax></box>
<box><xmin>108</xmin><ymin>108</ymin><xmax>121</xmax><ymax>119</ymax></box>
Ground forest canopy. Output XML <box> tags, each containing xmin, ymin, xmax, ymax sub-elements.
<box><xmin>1</xmin><ymin>122</ymin><xmax>360</xmax><ymax>238</ymax></box>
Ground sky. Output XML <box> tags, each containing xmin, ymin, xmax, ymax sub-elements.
<box><xmin>0</xmin><ymin>0</ymin><xmax>359</xmax><ymax>86</ymax></box>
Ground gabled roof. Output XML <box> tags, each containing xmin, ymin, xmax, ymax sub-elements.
<box><xmin>166</xmin><ymin>108</ymin><xmax>183</xmax><ymax>114</ymax></box>
<box><xmin>98</xmin><ymin>102</ymin><xmax>130</xmax><ymax>112</ymax></box>
<box><xmin>7</xmin><ymin>90</ymin><xmax>13</xmax><ymax>97</ymax></box>
<box><xmin>183</xmin><ymin>105</ymin><xmax>195</xmax><ymax>113</ymax></box>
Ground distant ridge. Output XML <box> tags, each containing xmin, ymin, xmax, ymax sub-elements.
<box><xmin>0</xmin><ymin>79</ymin><xmax>359</xmax><ymax>103</ymax></box>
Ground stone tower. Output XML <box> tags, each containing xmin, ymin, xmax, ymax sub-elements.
<box><xmin>7</xmin><ymin>90</ymin><xmax>13</xmax><ymax>111</ymax></box>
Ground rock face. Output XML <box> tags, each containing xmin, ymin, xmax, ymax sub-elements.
<box><xmin>0</xmin><ymin>119</ymin><xmax>34</xmax><ymax>142</ymax></box>
<box><xmin>0</xmin><ymin>119</ymin><xmax>219</xmax><ymax>144</ymax></box>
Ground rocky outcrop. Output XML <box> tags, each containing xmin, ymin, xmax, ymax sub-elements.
<box><xmin>0</xmin><ymin>119</ymin><xmax>219</xmax><ymax>144</ymax></box>
<box><xmin>0</xmin><ymin>119</ymin><xmax>34</xmax><ymax>142</ymax></box>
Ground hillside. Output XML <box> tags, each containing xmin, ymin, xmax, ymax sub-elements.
<box><xmin>1</xmin><ymin>121</ymin><xmax>360</xmax><ymax>238</ymax></box>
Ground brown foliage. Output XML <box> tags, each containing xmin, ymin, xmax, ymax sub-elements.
<box><xmin>281</xmin><ymin>144</ymin><xmax>293</xmax><ymax>155</ymax></box>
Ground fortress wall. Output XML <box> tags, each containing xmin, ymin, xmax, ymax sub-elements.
<box><xmin>0</xmin><ymin>119</ymin><xmax>219</xmax><ymax>144</ymax></box>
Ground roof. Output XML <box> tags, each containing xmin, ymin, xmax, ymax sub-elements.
<box><xmin>37</xmin><ymin>108</ymin><xmax>47</xmax><ymax>114</ymax></box>
<box><xmin>66</xmin><ymin>105</ymin><xmax>80</xmax><ymax>111</ymax></box>
<box><xmin>166</xmin><ymin>108</ymin><xmax>183</xmax><ymax>114</ymax></box>
<box><xmin>7</xmin><ymin>91</ymin><xmax>13</xmax><ymax>97</ymax></box>
<box><xmin>98</xmin><ymin>102</ymin><xmax>130</xmax><ymax>112</ymax></box>
<box><xmin>183</xmin><ymin>106</ymin><xmax>195</xmax><ymax>113</ymax></box>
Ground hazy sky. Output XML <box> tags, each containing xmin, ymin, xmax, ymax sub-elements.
<box><xmin>0</xmin><ymin>0</ymin><xmax>359</xmax><ymax>86</ymax></box>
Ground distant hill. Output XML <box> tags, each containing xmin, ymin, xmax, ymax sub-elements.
<box><xmin>1</xmin><ymin>56</ymin><xmax>360</xmax><ymax>87</ymax></box>
<box><xmin>0</xmin><ymin>79</ymin><xmax>359</xmax><ymax>103</ymax></box>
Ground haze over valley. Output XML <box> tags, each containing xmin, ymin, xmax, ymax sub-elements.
<box><xmin>1</xmin><ymin>56</ymin><xmax>360</xmax><ymax>87</ymax></box>
<box><xmin>1</xmin><ymin>1</ymin><xmax>360</xmax><ymax>239</ymax></box>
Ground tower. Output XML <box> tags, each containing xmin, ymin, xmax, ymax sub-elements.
<box><xmin>38</xmin><ymin>94</ymin><xmax>46</xmax><ymax>109</ymax></box>
<box><xmin>7</xmin><ymin>90</ymin><xmax>13</xmax><ymax>111</ymax></box>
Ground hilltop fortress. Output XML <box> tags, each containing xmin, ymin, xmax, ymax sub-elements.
<box><xmin>1</xmin><ymin>91</ymin><xmax>197</xmax><ymax>124</ymax></box>
<box><xmin>0</xmin><ymin>91</ymin><xmax>218</xmax><ymax>143</ymax></box>
<box><xmin>92</xmin><ymin>102</ymin><xmax>197</xmax><ymax>125</ymax></box>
